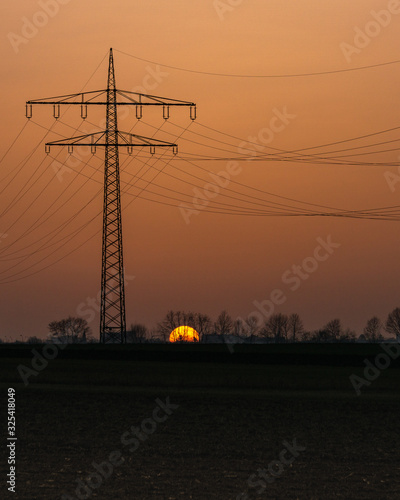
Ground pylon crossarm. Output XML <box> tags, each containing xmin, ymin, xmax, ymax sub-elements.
<box><xmin>46</xmin><ymin>131</ymin><xmax>106</xmax><ymax>146</ymax></box>
<box><xmin>117</xmin><ymin>131</ymin><xmax>177</xmax><ymax>148</ymax></box>
<box><xmin>27</xmin><ymin>90</ymin><xmax>107</xmax><ymax>105</ymax></box>
<box><xmin>45</xmin><ymin>131</ymin><xmax>178</xmax><ymax>155</ymax></box>
<box><xmin>116</xmin><ymin>89</ymin><xmax>195</xmax><ymax>106</ymax></box>
<box><xmin>26</xmin><ymin>89</ymin><xmax>194</xmax><ymax>107</ymax></box>
<box><xmin>26</xmin><ymin>91</ymin><xmax>111</xmax><ymax>120</ymax></box>
<box><xmin>26</xmin><ymin>88</ymin><xmax>196</xmax><ymax>121</ymax></box>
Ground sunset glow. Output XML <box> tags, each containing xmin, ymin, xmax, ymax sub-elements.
<box><xmin>1</xmin><ymin>1</ymin><xmax>400</xmax><ymax>341</ymax></box>
<box><xmin>169</xmin><ymin>326</ymin><xmax>200</xmax><ymax>343</ymax></box>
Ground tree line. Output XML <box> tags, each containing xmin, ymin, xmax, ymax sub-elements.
<box><xmin>153</xmin><ymin>308</ymin><xmax>400</xmax><ymax>343</ymax></box>
<box><xmin>2</xmin><ymin>308</ymin><xmax>400</xmax><ymax>344</ymax></box>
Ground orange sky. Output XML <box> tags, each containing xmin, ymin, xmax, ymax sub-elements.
<box><xmin>1</xmin><ymin>1</ymin><xmax>400</xmax><ymax>340</ymax></box>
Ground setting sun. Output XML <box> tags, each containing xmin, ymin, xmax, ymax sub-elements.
<box><xmin>169</xmin><ymin>326</ymin><xmax>200</xmax><ymax>343</ymax></box>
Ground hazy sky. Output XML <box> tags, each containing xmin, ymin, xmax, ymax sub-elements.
<box><xmin>1</xmin><ymin>1</ymin><xmax>400</xmax><ymax>340</ymax></box>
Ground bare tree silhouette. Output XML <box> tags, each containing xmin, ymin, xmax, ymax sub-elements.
<box><xmin>157</xmin><ymin>310</ymin><xmax>209</xmax><ymax>341</ymax></box>
<box><xmin>363</xmin><ymin>316</ymin><xmax>383</xmax><ymax>342</ymax></box>
<box><xmin>324</xmin><ymin>319</ymin><xmax>342</xmax><ymax>341</ymax></box>
<box><xmin>127</xmin><ymin>323</ymin><xmax>148</xmax><ymax>343</ymax></box>
<box><xmin>385</xmin><ymin>308</ymin><xmax>400</xmax><ymax>338</ymax></box>
<box><xmin>214</xmin><ymin>310</ymin><xmax>234</xmax><ymax>338</ymax></box>
<box><xmin>288</xmin><ymin>313</ymin><xmax>304</xmax><ymax>342</ymax></box>
<box><xmin>233</xmin><ymin>318</ymin><xmax>246</xmax><ymax>337</ymax></box>
<box><xmin>157</xmin><ymin>310</ymin><xmax>179</xmax><ymax>341</ymax></box>
<box><xmin>244</xmin><ymin>315</ymin><xmax>260</xmax><ymax>337</ymax></box>
<box><xmin>261</xmin><ymin>313</ymin><xmax>289</xmax><ymax>342</ymax></box>
<box><xmin>48</xmin><ymin>317</ymin><xmax>91</xmax><ymax>344</ymax></box>
<box><xmin>27</xmin><ymin>336</ymin><xmax>43</xmax><ymax>344</ymax></box>
<box><xmin>195</xmin><ymin>313</ymin><xmax>212</xmax><ymax>341</ymax></box>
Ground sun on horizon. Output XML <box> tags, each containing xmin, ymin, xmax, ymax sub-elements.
<box><xmin>169</xmin><ymin>326</ymin><xmax>200</xmax><ymax>343</ymax></box>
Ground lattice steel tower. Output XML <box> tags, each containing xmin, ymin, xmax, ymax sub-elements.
<box><xmin>100</xmin><ymin>49</ymin><xmax>125</xmax><ymax>344</ymax></box>
<box><xmin>26</xmin><ymin>48</ymin><xmax>196</xmax><ymax>343</ymax></box>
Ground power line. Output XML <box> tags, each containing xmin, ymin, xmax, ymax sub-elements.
<box><xmin>0</xmin><ymin>121</ymin><xmax>29</xmax><ymax>179</ymax></box>
<box><xmin>115</xmin><ymin>49</ymin><xmax>400</xmax><ymax>78</ymax></box>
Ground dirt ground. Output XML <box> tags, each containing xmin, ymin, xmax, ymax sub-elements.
<box><xmin>1</xmin><ymin>347</ymin><xmax>400</xmax><ymax>499</ymax></box>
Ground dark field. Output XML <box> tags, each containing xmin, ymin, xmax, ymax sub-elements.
<box><xmin>1</xmin><ymin>344</ymin><xmax>400</xmax><ymax>499</ymax></box>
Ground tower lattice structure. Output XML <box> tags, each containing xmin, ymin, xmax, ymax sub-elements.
<box><xmin>26</xmin><ymin>48</ymin><xmax>196</xmax><ymax>343</ymax></box>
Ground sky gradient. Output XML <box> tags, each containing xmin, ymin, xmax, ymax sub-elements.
<box><xmin>1</xmin><ymin>1</ymin><xmax>400</xmax><ymax>340</ymax></box>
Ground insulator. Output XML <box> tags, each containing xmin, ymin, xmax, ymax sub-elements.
<box><xmin>150</xmin><ymin>146</ymin><xmax>156</xmax><ymax>155</ymax></box>
<box><xmin>68</xmin><ymin>145</ymin><xmax>73</xmax><ymax>155</ymax></box>
<box><xmin>81</xmin><ymin>104</ymin><xmax>87</xmax><ymax>119</ymax></box>
<box><xmin>45</xmin><ymin>144</ymin><xmax>50</xmax><ymax>155</ymax></box>
<box><xmin>26</xmin><ymin>103</ymin><xmax>32</xmax><ymax>119</ymax></box>
<box><xmin>172</xmin><ymin>145</ymin><xmax>178</xmax><ymax>155</ymax></box>
<box><xmin>163</xmin><ymin>105</ymin><xmax>170</xmax><ymax>120</ymax></box>
<box><xmin>127</xmin><ymin>145</ymin><xmax>133</xmax><ymax>155</ymax></box>
<box><xmin>53</xmin><ymin>104</ymin><xmax>60</xmax><ymax>119</ymax></box>
<box><xmin>190</xmin><ymin>105</ymin><xmax>197</xmax><ymax>121</ymax></box>
<box><xmin>136</xmin><ymin>105</ymin><xmax>143</xmax><ymax>120</ymax></box>
<box><xmin>90</xmin><ymin>135</ymin><xmax>96</xmax><ymax>154</ymax></box>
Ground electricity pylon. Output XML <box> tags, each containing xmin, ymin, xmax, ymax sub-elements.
<box><xmin>26</xmin><ymin>48</ymin><xmax>196</xmax><ymax>344</ymax></box>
